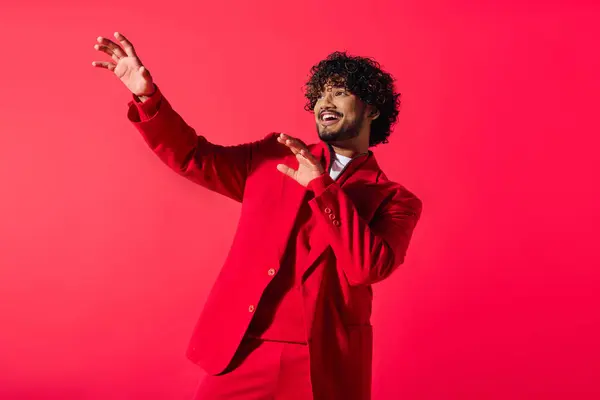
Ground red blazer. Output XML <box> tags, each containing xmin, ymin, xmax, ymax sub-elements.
<box><xmin>127</xmin><ymin>88</ymin><xmax>422</xmax><ymax>400</ymax></box>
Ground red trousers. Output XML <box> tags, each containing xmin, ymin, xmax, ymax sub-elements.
<box><xmin>193</xmin><ymin>337</ymin><xmax>313</xmax><ymax>399</ymax></box>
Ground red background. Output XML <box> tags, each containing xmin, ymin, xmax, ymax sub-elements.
<box><xmin>1</xmin><ymin>1</ymin><xmax>599</xmax><ymax>399</ymax></box>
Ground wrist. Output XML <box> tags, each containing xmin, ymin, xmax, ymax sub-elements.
<box><xmin>135</xmin><ymin>84</ymin><xmax>157</xmax><ymax>103</ymax></box>
<box><xmin>307</xmin><ymin>173</ymin><xmax>334</xmax><ymax>196</ymax></box>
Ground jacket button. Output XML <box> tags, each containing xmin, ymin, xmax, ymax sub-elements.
<box><xmin>333</xmin><ymin>220</ymin><xmax>340</xmax><ymax>226</ymax></box>
<box><xmin>248</xmin><ymin>305</ymin><xmax>255</xmax><ymax>313</ymax></box>
<box><xmin>268</xmin><ymin>268</ymin><xmax>276</xmax><ymax>276</ymax></box>
<box><xmin>324</xmin><ymin>207</ymin><xmax>332</xmax><ymax>214</ymax></box>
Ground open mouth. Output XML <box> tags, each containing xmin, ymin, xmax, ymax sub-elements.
<box><xmin>320</xmin><ymin>111</ymin><xmax>342</xmax><ymax>126</ymax></box>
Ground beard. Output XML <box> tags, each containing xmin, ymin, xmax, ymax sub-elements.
<box><xmin>316</xmin><ymin>113</ymin><xmax>364</xmax><ymax>144</ymax></box>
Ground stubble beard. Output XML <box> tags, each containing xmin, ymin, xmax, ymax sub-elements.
<box><xmin>316</xmin><ymin>115</ymin><xmax>363</xmax><ymax>144</ymax></box>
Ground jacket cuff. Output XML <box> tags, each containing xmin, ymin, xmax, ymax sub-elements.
<box><xmin>307</xmin><ymin>173</ymin><xmax>335</xmax><ymax>196</ymax></box>
<box><xmin>127</xmin><ymin>84</ymin><xmax>162</xmax><ymax>121</ymax></box>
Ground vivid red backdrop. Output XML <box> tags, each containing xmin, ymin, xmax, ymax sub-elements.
<box><xmin>1</xmin><ymin>0</ymin><xmax>599</xmax><ymax>399</ymax></box>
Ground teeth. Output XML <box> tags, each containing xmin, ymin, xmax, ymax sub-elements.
<box><xmin>322</xmin><ymin>113</ymin><xmax>338</xmax><ymax>121</ymax></box>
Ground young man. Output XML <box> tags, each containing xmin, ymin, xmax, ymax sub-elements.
<box><xmin>93</xmin><ymin>32</ymin><xmax>422</xmax><ymax>400</ymax></box>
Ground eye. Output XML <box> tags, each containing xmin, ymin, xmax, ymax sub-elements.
<box><xmin>335</xmin><ymin>90</ymin><xmax>347</xmax><ymax>96</ymax></box>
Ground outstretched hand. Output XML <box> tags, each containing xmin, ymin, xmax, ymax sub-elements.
<box><xmin>92</xmin><ymin>32</ymin><xmax>155</xmax><ymax>98</ymax></box>
<box><xmin>276</xmin><ymin>133</ymin><xmax>325</xmax><ymax>187</ymax></box>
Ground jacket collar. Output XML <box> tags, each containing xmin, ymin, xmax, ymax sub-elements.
<box><xmin>313</xmin><ymin>139</ymin><xmax>380</xmax><ymax>185</ymax></box>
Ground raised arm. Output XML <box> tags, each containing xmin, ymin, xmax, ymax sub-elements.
<box><xmin>127</xmin><ymin>86</ymin><xmax>276</xmax><ymax>201</ymax></box>
<box><xmin>93</xmin><ymin>31</ymin><xmax>275</xmax><ymax>202</ymax></box>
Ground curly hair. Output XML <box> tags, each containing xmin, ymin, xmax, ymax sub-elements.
<box><xmin>304</xmin><ymin>51</ymin><xmax>401</xmax><ymax>147</ymax></box>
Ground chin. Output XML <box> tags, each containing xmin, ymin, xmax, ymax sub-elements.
<box><xmin>317</xmin><ymin>124</ymin><xmax>339</xmax><ymax>136</ymax></box>
<box><xmin>318</xmin><ymin>130</ymin><xmax>341</xmax><ymax>142</ymax></box>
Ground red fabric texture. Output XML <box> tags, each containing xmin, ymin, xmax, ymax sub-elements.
<box><xmin>245</xmin><ymin>191</ymin><xmax>315</xmax><ymax>344</ymax></box>
<box><xmin>193</xmin><ymin>337</ymin><xmax>313</xmax><ymax>400</ymax></box>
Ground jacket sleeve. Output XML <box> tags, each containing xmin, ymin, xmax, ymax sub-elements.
<box><xmin>307</xmin><ymin>173</ymin><xmax>422</xmax><ymax>286</ymax></box>
<box><xmin>126</xmin><ymin>85</ymin><xmax>277</xmax><ymax>202</ymax></box>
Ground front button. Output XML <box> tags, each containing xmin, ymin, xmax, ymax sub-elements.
<box><xmin>324</xmin><ymin>207</ymin><xmax>332</xmax><ymax>214</ymax></box>
<box><xmin>268</xmin><ymin>268</ymin><xmax>276</xmax><ymax>276</ymax></box>
<box><xmin>248</xmin><ymin>305</ymin><xmax>255</xmax><ymax>313</ymax></box>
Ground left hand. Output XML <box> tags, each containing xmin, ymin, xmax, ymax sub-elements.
<box><xmin>276</xmin><ymin>133</ymin><xmax>325</xmax><ymax>187</ymax></box>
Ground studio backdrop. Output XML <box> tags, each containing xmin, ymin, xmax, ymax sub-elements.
<box><xmin>0</xmin><ymin>1</ymin><xmax>598</xmax><ymax>399</ymax></box>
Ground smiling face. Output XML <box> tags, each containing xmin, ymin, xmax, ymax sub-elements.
<box><xmin>314</xmin><ymin>83</ymin><xmax>374</xmax><ymax>145</ymax></box>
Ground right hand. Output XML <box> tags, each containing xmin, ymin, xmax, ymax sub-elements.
<box><xmin>92</xmin><ymin>32</ymin><xmax>155</xmax><ymax>97</ymax></box>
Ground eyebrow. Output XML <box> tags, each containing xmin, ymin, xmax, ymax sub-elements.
<box><xmin>320</xmin><ymin>86</ymin><xmax>347</xmax><ymax>92</ymax></box>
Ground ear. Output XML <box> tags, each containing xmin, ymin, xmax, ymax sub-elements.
<box><xmin>367</xmin><ymin>105</ymin><xmax>380</xmax><ymax>120</ymax></box>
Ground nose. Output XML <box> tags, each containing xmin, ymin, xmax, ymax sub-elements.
<box><xmin>318</xmin><ymin>92</ymin><xmax>335</xmax><ymax>113</ymax></box>
<box><xmin>322</xmin><ymin>91</ymin><xmax>334</xmax><ymax>105</ymax></box>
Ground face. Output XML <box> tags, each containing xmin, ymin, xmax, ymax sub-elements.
<box><xmin>314</xmin><ymin>84</ymin><xmax>373</xmax><ymax>144</ymax></box>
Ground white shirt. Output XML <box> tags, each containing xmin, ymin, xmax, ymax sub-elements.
<box><xmin>329</xmin><ymin>152</ymin><xmax>353</xmax><ymax>181</ymax></box>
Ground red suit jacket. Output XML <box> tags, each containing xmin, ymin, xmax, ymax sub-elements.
<box><xmin>127</xmin><ymin>87</ymin><xmax>422</xmax><ymax>400</ymax></box>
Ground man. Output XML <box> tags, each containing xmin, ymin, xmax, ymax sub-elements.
<box><xmin>93</xmin><ymin>32</ymin><xmax>422</xmax><ymax>400</ymax></box>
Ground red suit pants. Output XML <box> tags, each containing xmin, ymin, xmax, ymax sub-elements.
<box><xmin>193</xmin><ymin>337</ymin><xmax>313</xmax><ymax>399</ymax></box>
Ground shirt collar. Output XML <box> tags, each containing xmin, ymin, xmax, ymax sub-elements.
<box><xmin>316</xmin><ymin>140</ymin><xmax>372</xmax><ymax>175</ymax></box>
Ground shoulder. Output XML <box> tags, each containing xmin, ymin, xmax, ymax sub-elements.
<box><xmin>257</xmin><ymin>132</ymin><xmax>286</xmax><ymax>154</ymax></box>
<box><xmin>245</xmin><ymin>132</ymin><xmax>291</xmax><ymax>175</ymax></box>
<box><xmin>244</xmin><ymin>132</ymin><xmax>286</xmax><ymax>164</ymax></box>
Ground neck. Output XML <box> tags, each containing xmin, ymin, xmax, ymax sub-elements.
<box><xmin>331</xmin><ymin>145</ymin><xmax>365</xmax><ymax>158</ymax></box>
<box><xmin>329</xmin><ymin>134</ymin><xmax>369</xmax><ymax>158</ymax></box>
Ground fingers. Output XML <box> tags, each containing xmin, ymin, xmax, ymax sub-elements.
<box><xmin>276</xmin><ymin>163</ymin><xmax>296</xmax><ymax>179</ymax></box>
<box><xmin>140</xmin><ymin>65</ymin><xmax>151</xmax><ymax>80</ymax></box>
<box><xmin>91</xmin><ymin>61</ymin><xmax>116</xmax><ymax>71</ymax></box>
<box><xmin>94</xmin><ymin>44</ymin><xmax>120</xmax><ymax>63</ymax></box>
<box><xmin>113</xmin><ymin>32</ymin><xmax>137</xmax><ymax>58</ymax></box>
<box><xmin>277</xmin><ymin>133</ymin><xmax>323</xmax><ymax>172</ymax></box>
<box><xmin>277</xmin><ymin>134</ymin><xmax>298</xmax><ymax>154</ymax></box>
<box><xmin>279</xmin><ymin>133</ymin><xmax>306</xmax><ymax>147</ymax></box>
<box><xmin>298</xmin><ymin>149</ymin><xmax>318</xmax><ymax>166</ymax></box>
<box><xmin>278</xmin><ymin>133</ymin><xmax>307</xmax><ymax>154</ymax></box>
<box><xmin>95</xmin><ymin>36</ymin><xmax>127</xmax><ymax>59</ymax></box>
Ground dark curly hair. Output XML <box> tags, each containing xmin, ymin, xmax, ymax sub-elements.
<box><xmin>304</xmin><ymin>51</ymin><xmax>401</xmax><ymax>147</ymax></box>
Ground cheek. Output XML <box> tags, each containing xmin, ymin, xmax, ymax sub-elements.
<box><xmin>341</xmin><ymin>100</ymin><xmax>358</xmax><ymax>117</ymax></box>
<box><xmin>313</xmin><ymin>104</ymin><xmax>321</xmax><ymax>118</ymax></box>
<box><xmin>342</xmin><ymin>108</ymin><xmax>356</xmax><ymax>122</ymax></box>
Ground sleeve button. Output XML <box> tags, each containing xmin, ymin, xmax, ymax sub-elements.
<box><xmin>324</xmin><ymin>207</ymin><xmax>332</xmax><ymax>214</ymax></box>
<box><xmin>333</xmin><ymin>220</ymin><xmax>340</xmax><ymax>226</ymax></box>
